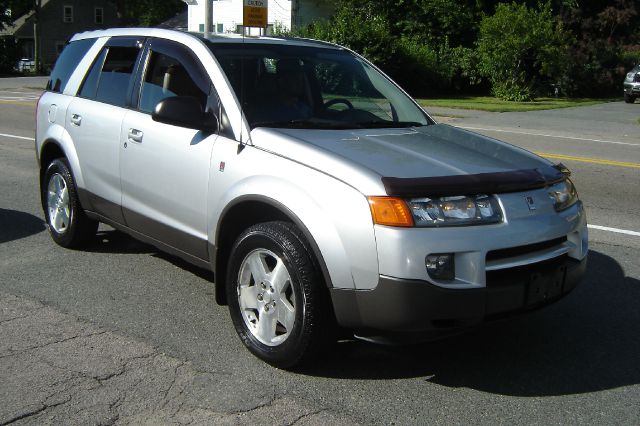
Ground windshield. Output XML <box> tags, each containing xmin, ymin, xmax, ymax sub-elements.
<box><xmin>207</xmin><ymin>41</ymin><xmax>433</xmax><ymax>130</ymax></box>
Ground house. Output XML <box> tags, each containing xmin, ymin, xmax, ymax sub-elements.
<box><xmin>184</xmin><ymin>0</ymin><xmax>335</xmax><ymax>36</ymax></box>
<box><xmin>0</xmin><ymin>0</ymin><xmax>119</xmax><ymax>69</ymax></box>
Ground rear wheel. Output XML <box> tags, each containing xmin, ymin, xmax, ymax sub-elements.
<box><xmin>226</xmin><ymin>221</ymin><xmax>332</xmax><ymax>369</ymax></box>
<box><xmin>624</xmin><ymin>93</ymin><xmax>636</xmax><ymax>104</ymax></box>
<box><xmin>42</xmin><ymin>158</ymin><xmax>98</xmax><ymax>248</ymax></box>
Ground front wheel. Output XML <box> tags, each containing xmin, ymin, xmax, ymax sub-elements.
<box><xmin>226</xmin><ymin>221</ymin><xmax>332</xmax><ymax>369</ymax></box>
<box><xmin>42</xmin><ymin>158</ymin><xmax>98</xmax><ymax>248</ymax></box>
<box><xmin>624</xmin><ymin>93</ymin><xmax>636</xmax><ymax>104</ymax></box>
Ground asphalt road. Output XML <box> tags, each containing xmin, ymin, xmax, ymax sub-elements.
<box><xmin>1</xmin><ymin>78</ymin><xmax>639</xmax><ymax>424</ymax></box>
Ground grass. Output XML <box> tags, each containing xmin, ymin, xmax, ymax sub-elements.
<box><xmin>417</xmin><ymin>96</ymin><xmax>613</xmax><ymax>113</ymax></box>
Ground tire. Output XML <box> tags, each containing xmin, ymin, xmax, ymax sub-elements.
<box><xmin>42</xmin><ymin>158</ymin><xmax>98</xmax><ymax>248</ymax></box>
<box><xmin>624</xmin><ymin>93</ymin><xmax>636</xmax><ymax>104</ymax></box>
<box><xmin>226</xmin><ymin>221</ymin><xmax>332</xmax><ymax>369</ymax></box>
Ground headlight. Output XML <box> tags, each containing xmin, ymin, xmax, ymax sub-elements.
<box><xmin>548</xmin><ymin>179</ymin><xmax>579</xmax><ymax>211</ymax></box>
<box><xmin>406</xmin><ymin>194</ymin><xmax>503</xmax><ymax>227</ymax></box>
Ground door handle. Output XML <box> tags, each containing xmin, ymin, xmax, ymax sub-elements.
<box><xmin>128</xmin><ymin>128</ymin><xmax>143</xmax><ymax>143</ymax></box>
<box><xmin>70</xmin><ymin>114</ymin><xmax>82</xmax><ymax>126</ymax></box>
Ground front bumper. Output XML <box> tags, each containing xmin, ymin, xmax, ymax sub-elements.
<box><xmin>624</xmin><ymin>82</ymin><xmax>640</xmax><ymax>95</ymax></box>
<box><xmin>330</xmin><ymin>255</ymin><xmax>586</xmax><ymax>333</ymax></box>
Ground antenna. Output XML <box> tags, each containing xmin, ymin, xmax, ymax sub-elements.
<box><xmin>240</xmin><ymin>24</ymin><xmax>245</xmax><ymax>146</ymax></box>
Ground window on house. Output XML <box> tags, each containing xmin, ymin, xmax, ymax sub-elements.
<box><xmin>236</xmin><ymin>25</ymin><xmax>243</xmax><ymax>34</ymax></box>
<box><xmin>217</xmin><ymin>23</ymin><xmax>224</xmax><ymax>33</ymax></box>
<box><xmin>95</xmin><ymin>7</ymin><xmax>104</xmax><ymax>24</ymax></box>
<box><xmin>63</xmin><ymin>5</ymin><xmax>73</xmax><ymax>23</ymax></box>
<box><xmin>199</xmin><ymin>24</ymin><xmax>204</xmax><ymax>32</ymax></box>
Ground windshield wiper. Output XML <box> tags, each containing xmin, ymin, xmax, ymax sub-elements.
<box><xmin>355</xmin><ymin>121</ymin><xmax>426</xmax><ymax>129</ymax></box>
<box><xmin>252</xmin><ymin>119</ymin><xmax>355</xmax><ymax>130</ymax></box>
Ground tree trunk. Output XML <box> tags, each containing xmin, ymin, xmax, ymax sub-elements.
<box><xmin>115</xmin><ymin>0</ymin><xmax>125</xmax><ymax>24</ymax></box>
<box><xmin>34</xmin><ymin>0</ymin><xmax>41</xmax><ymax>73</ymax></box>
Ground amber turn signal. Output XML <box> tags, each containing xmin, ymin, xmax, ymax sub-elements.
<box><xmin>367</xmin><ymin>196</ymin><xmax>414</xmax><ymax>227</ymax></box>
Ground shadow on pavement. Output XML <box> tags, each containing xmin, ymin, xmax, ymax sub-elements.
<box><xmin>84</xmin><ymin>230</ymin><xmax>155</xmax><ymax>254</ymax></box>
<box><xmin>306</xmin><ymin>250</ymin><xmax>640</xmax><ymax>397</ymax></box>
<box><xmin>84</xmin><ymin>228</ymin><xmax>214</xmax><ymax>281</ymax></box>
<box><xmin>0</xmin><ymin>208</ymin><xmax>45</xmax><ymax>243</ymax></box>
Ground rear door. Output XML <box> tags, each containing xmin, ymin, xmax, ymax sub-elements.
<box><xmin>119</xmin><ymin>38</ymin><xmax>218</xmax><ymax>260</ymax></box>
<box><xmin>67</xmin><ymin>37</ymin><xmax>144</xmax><ymax>222</ymax></box>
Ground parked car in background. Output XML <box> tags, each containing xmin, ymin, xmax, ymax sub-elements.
<box><xmin>14</xmin><ymin>58</ymin><xmax>35</xmax><ymax>73</ymax></box>
<box><xmin>624</xmin><ymin>65</ymin><xmax>640</xmax><ymax>103</ymax></box>
<box><xmin>36</xmin><ymin>28</ymin><xmax>588</xmax><ymax>369</ymax></box>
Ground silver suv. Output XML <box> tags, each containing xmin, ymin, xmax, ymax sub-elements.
<box><xmin>36</xmin><ymin>29</ymin><xmax>588</xmax><ymax>368</ymax></box>
<box><xmin>624</xmin><ymin>65</ymin><xmax>640</xmax><ymax>103</ymax></box>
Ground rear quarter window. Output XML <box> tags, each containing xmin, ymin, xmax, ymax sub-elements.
<box><xmin>47</xmin><ymin>38</ymin><xmax>96</xmax><ymax>93</ymax></box>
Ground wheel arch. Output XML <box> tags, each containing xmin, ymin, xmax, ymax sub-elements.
<box><xmin>212</xmin><ymin>195</ymin><xmax>334</xmax><ymax>306</ymax></box>
<box><xmin>38</xmin><ymin>127</ymin><xmax>85</xmax><ymax>189</ymax></box>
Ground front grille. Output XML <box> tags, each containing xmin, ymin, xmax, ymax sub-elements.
<box><xmin>486</xmin><ymin>236</ymin><xmax>567</xmax><ymax>262</ymax></box>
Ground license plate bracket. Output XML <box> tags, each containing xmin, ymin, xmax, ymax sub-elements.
<box><xmin>526</xmin><ymin>264</ymin><xmax>567</xmax><ymax>306</ymax></box>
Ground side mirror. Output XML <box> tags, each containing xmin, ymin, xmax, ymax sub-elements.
<box><xmin>152</xmin><ymin>96</ymin><xmax>218</xmax><ymax>132</ymax></box>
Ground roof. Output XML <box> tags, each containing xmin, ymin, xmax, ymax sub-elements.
<box><xmin>71</xmin><ymin>27</ymin><xmax>343</xmax><ymax>50</ymax></box>
<box><xmin>157</xmin><ymin>11</ymin><xmax>188</xmax><ymax>31</ymax></box>
<box><xmin>0</xmin><ymin>0</ymin><xmax>51</xmax><ymax>37</ymax></box>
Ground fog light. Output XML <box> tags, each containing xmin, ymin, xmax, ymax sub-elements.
<box><xmin>426</xmin><ymin>254</ymin><xmax>455</xmax><ymax>281</ymax></box>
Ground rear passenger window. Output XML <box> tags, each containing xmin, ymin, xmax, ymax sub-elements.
<box><xmin>95</xmin><ymin>47</ymin><xmax>140</xmax><ymax>107</ymax></box>
<box><xmin>138</xmin><ymin>45</ymin><xmax>209</xmax><ymax>114</ymax></box>
<box><xmin>78</xmin><ymin>45</ymin><xmax>141</xmax><ymax>107</ymax></box>
<box><xmin>47</xmin><ymin>38</ymin><xmax>96</xmax><ymax>93</ymax></box>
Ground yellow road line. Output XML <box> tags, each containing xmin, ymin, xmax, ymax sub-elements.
<box><xmin>534</xmin><ymin>151</ymin><xmax>640</xmax><ymax>169</ymax></box>
<box><xmin>0</xmin><ymin>100</ymin><xmax>36</xmax><ymax>106</ymax></box>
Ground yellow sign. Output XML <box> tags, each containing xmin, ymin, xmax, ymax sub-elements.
<box><xmin>243</xmin><ymin>0</ymin><xmax>268</xmax><ymax>28</ymax></box>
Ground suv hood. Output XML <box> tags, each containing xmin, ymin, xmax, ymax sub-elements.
<box><xmin>251</xmin><ymin>124</ymin><xmax>561</xmax><ymax>195</ymax></box>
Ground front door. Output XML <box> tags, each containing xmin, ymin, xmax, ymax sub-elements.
<box><xmin>119</xmin><ymin>38</ymin><xmax>218</xmax><ymax>260</ymax></box>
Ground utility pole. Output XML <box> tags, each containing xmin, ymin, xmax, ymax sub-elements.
<box><xmin>33</xmin><ymin>0</ymin><xmax>42</xmax><ymax>73</ymax></box>
<box><xmin>290</xmin><ymin>0</ymin><xmax>298</xmax><ymax>31</ymax></box>
<box><xmin>204</xmin><ymin>0</ymin><xmax>212</xmax><ymax>37</ymax></box>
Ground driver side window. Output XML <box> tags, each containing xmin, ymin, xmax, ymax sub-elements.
<box><xmin>138</xmin><ymin>47</ymin><xmax>208</xmax><ymax>114</ymax></box>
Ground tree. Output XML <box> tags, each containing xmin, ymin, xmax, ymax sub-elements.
<box><xmin>108</xmin><ymin>0</ymin><xmax>185</xmax><ymax>27</ymax></box>
<box><xmin>557</xmin><ymin>0</ymin><xmax>638</xmax><ymax>96</ymax></box>
<box><xmin>477</xmin><ymin>2</ymin><xmax>567</xmax><ymax>101</ymax></box>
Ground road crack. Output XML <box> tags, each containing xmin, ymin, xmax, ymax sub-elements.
<box><xmin>0</xmin><ymin>397</ymin><xmax>70</xmax><ymax>425</ymax></box>
<box><xmin>0</xmin><ymin>330</ymin><xmax>108</xmax><ymax>360</ymax></box>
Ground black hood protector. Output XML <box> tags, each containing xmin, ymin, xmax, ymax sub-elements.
<box><xmin>382</xmin><ymin>164</ymin><xmax>568</xmax><ymax>198</ymax></box>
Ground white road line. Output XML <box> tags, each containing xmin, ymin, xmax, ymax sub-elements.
<box><xmin>458</xmin><ymin>126</ymin><xmax>640</xmax><ymax>147</ymax></box>
<box><xmin>0</xmin><ymin>132</ymin><xmax>34</xmax><ymax>141</ymax></box>
<box><xmin>0</xmin><ymin>91</ymin><xmax>41</xmax><ymax>94</ymax></box>
<box><xmin>588</xmin><ymin>224</ymin><xmax>640</xmax><ymax>237</ymax></box>
<box><xmin>0</xmin><ymin>96</ymin><xmax>39</xmax><ymax>100</ymax></box>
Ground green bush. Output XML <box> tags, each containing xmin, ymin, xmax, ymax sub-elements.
<box><xmin>289</xmin><ymin>7</ymin><xmax>396</xmax><ymax>67</ymax></box>
<box><xmin>280</xmin><ymin>6</ymin><xmax>475</xmax><ymax>97</ymax></box>
<box><xmin>477</xmin><ymin>2</ymin><xmax>568</xmax><ymax>101</ymax></box>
